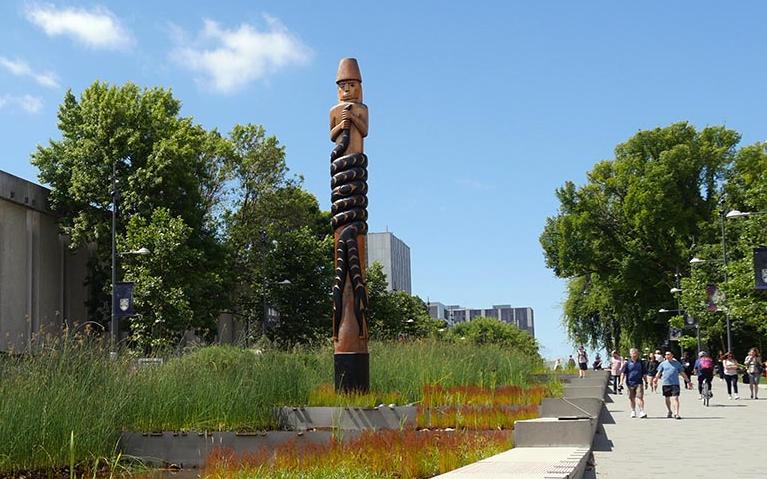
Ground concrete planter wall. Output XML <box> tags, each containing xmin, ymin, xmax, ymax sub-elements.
<box><xmin>276</xmin><ymin>406</ymin><xmax>416</xmax><ymax>431</ymax></box>
<box><xmin>119</xmin><ymin>430</ymin><xmax>361</xmax><ymax>468</ymax></box>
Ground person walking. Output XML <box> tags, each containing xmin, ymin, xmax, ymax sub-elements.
<box><xmin>621</xmin><ymin>348</ymin><xmax>647</xmax><ymax>418</ymax></box>
<box><xmin>646</xmin><ymin>353</ymin><xmax>659</xmax><ymax>393</ymax></box>
<box><xmin>722</xmin><ymin>352</ymin><xmax>740</xmax><ymax>400</ymax></box>
<box><xmin>694</xmin><ymin>351</ymin><xmax>714</xmax><ymax>401</ymax></box>
<box><xmin>577</xmin><ymin>345</ymin><xmax>588</xmax><ymax>378</ymax></box>
<box><xmin>744</xmin><ymin>348</ymin><xmax>763</xmax><ymax>400</ymax></box>
<box><xmin>681</xmin><ymin>351</ymin><xmax>695</xmax><ymax>379</ymax></box>
<box><xmin>610</xmin><ymin>351</ymin><xmax>624</xmax><ymax>394</ymax></box>
<box><xmin>716</xmin><ymin>350</ymin><xmax>725</xmax><ymax>380</ymax></box>
<box><xmin>653</xmin><ymin>351</ymin><xmax>692</xmax><ymax>419</ymax></box>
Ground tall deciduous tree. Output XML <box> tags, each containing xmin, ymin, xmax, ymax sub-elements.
<box><xmin>681</xmin><ymin>143</ymin><xmax>767</xmax><ymax>353</ymax></box>
<box><xmin>31</xmin><ymin>82</ymin><xmax>229</xmax><ymax>337</ymax></box>
<box><xmin>541</xmin><ymin>123</ymin><xmax>739</xmax><ymax>350</ymax></box>
<box><xmin>222</xmin><ymin>124</ymin><xmax>333</xmax><ymax>344</ymax></box>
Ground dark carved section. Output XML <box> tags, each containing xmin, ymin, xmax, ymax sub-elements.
<box><xmin>330</xmin><ymin>108</ymin><xmax>369</xmax><ymax>339</ymax></box>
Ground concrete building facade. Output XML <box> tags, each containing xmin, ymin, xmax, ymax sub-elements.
<box><xmin>366</xmin><ymin>232</ymin><xmax>412</xmax><ymax>294</ymax></box>
<box><xmin>428</xmin><ymin>301</ymin><xmax>535</xmax><ymax>337</ymax></box>
<box><xmin>0</xmin><ymin>170</ymin><xmax>89</xmax><ymax>352</ymax></box>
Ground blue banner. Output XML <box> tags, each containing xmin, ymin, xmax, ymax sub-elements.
<box><xmin>114</xmin><ymin>281</ymin><xmax>135</xmax><ymax>317</ymax></box>
<box><xmin>756</xmin><ymin>248</ymin><xmax>767</xmax><ymax>291</ymax></box>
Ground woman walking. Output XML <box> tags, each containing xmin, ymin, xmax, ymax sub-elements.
<box><xmin>744</xmin><ymin>348</ymin><xmax>763</xmax><ymax>400</ymax></box>
<box><xmin>722</xmin><ymin>352</ymin><xmax>740</xmax><ymax>400</ymax></box>
<box><xmin>610</xmin><ymin>351</ymin><xmax>624</xmax><ymax>394</ymax></box>
<box><xmin>577</xmin><ymin>345</ymin><xmax>589</xmax><ymax>378</ymax></box>
<box><xmin>646</xmin><ymin>353</ymin><xmax>659</xmax><ymax>392</ymax></box>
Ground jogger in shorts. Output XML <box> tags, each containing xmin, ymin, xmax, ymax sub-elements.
<box><xmin>621</xmin><ymin>348</ymin><xmax>647</xmax><ymax>418</ymax></box>
<box><xmin>653</xmin><ymin>351</ymin><xmax>692</xmax><ymax>419</ymax></box>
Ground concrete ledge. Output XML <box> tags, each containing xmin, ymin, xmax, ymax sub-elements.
<box><xmin>513</xmin><ymin>418</ymin><xmax>595</xmax><ymax>448</ymax></box>
<box><xmin>563</xmin><ymin>385</ymin><xmax>610</xmax><ymax>402</ymax></box>
<box><xmin>434</xmin><ymin>446</ymin><xmax>591</xmax><ymax>478</ymax></box>
<box><xmin>541</xmin><ymin>397</ymin><xmax>604</xmax><ymax>420</ymax></box>
<box><xmin>119</xmin><ymin>431</ymin><xmax>360</xmax><ymax>468</ymax></box>
<box><xmin>276</xmin><ymin>406</ymin><xmax>416</xmax><ymax>431</ymax></box>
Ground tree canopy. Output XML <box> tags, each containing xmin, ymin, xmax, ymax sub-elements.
<box><xmin>32</xmin><ymin>81</ymin><xmax>333</xmax><ymax>350</ymax></box>
<box><xmin>541</xmin><ymin>122</ymin><xmax>740</xmax><ymax>351</ymax></box>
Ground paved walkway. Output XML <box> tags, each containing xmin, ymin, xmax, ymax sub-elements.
<box><xmin>588</xmin><ymin>376</ymin><xmax>766</xmax><ymax>478</ymax></box>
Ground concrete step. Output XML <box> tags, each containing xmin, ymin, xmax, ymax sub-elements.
<box><xmin>513</xmin><ymin>417</ymin><xmax>595</xmax><ymax>448</ymax></box>
<box><xmin>434</xmin><ymin>446</ymin><xmax>591</xmax><ymax>478</ymax></box>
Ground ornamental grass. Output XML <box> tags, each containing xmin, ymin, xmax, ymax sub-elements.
<box><xmin>0</xmin><ymin>337</ymin><xmax>545</xmax><ymax>475</ymax></box>
<box><xmin>203</xmin><ymin>430</ymin><xmax>513</xmax><ymax>479</ymax></box>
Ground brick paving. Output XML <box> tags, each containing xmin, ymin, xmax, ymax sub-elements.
<box><xmin>587</xmin><ymin>376</ymin><xmax>766</xmax><ymax>478</ymax></box>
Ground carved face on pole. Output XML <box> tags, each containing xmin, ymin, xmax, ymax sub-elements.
<box><xmin>338</xmin><ymin>80</ymin><xmax>362</xmax><ymax>102</ymax></box>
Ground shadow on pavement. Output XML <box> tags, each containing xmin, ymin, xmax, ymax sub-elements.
<box><xmin>599</xmin><ymin>404</ymin><xmax>616</xmax><ymax>425</ymax></box>
<box><xmin>591</xmin><ymin>423</ymin><xmax>613</xmax><ymax>452</ymax></box>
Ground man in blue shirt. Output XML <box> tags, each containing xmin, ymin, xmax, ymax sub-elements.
<box><xmin>653</xmin><ymin>351</ymin><xmax>692</xmax><ymax>419</ymax></box>
<box><xmin>621</xmin><ymin>348</ymin><xmax>647</xmax><ymax>418</ymax></box>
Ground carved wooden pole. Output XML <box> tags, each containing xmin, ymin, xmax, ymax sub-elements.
<box><xmin>330</xmin><ymin>58</ymin><xmax>370</xmax><ymax>392</ymax></box>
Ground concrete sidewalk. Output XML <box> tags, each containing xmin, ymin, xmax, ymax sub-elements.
<box><xmin>588</xmin><ymin>376</ymin><xmax>766</xmax><ymax>478</ymax></box>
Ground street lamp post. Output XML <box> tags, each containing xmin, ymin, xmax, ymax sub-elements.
<box><xmin>111</xmin><ymin>160</ymin><xmax>118</xmax><ymax>348</ymax></box>
<box><xmin>110</xmin><ymin>156</ymin><xmax>151</xmax><ymax>351</ymax></box>
<box><xmin>719</xmin><ymin>206</ymin><xmax>733</xmax><ymax>354</ymax></box>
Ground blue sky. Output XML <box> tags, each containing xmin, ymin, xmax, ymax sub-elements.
<box><xmin>2</xmin><ymin>1</ymin><xmax>767</xmax><ymax>359</ymax></box>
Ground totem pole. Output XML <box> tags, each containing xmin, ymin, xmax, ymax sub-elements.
<box><xmin>330</xmin><ymin>58</ymin><xmax>370</xmax><ymax>392</ymax></box>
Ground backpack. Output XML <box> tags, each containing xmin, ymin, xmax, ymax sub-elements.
<box><xmin>699</xmin><ymin>357</ymin><xmax>714</xmax><ymax>370</ymax></box>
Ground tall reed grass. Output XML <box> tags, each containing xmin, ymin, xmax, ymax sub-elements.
<box><xmin>0</xmin><ymin>338</ymin><xmax>542</xmax><ymax>474</ymax></box>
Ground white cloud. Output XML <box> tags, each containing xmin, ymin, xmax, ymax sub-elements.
<box><xmin>172</xmin><ymin>16</ymin><xmax>311</xmax><ymax>93</ymax></box>
<box><xmin>25</xmin><ymin>4</ymin><xmax>133</xmax><ymax>50</ymax></box>
<box><xmin>0</xmin><ymin>94</ymin><xmax>44</xmax><ymax>113</ymax></box>
<box><xmin>0</xmin><ymin>56</ymin><xmax>59</xmax><ymax>88</ymax></box>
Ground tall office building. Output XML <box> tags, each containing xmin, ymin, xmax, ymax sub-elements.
<box><xmin>428</xmin><ymin>302</ymin><xmax>535</xmax><ymax>337</ymax></box>
<box><xmin>366</xmin><ymin>232</ymin><xmax>412</xmax><ymax>293</ymax></box>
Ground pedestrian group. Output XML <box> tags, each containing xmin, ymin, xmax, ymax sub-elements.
<box><xmin>564</xmin><ymin>346</ymin><xmax>765</xmax><ymax>419</ymax></box>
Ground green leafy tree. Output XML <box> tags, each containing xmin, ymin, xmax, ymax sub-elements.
<box><xmin>261</xmin><ymin>226</ymin><xmax>334</xmax><ymax>346</ymax></box>
<box><xmin>222</xmin><ymin>124</ymin><xmax>333</xmax><ymax>344</ymax></box>
<box><xmin>31</xmin><ymin>81</ymin><xmax>229</xmax><ymax>335</ymax></box>
<box><xmin>681</xmin><ymin>143</ymin><xmax>767</xmax><ymax>353</ymax></box>
<box><xmin>120</xmin><ymin>208</ymin><xmax>223</xmax><ymax>350</ymax></box>
<box><xmin>366</xmin><ymin>262</ymin><xmax>438</xmax><ymax>340</ymax></box>
<box><xmin>541</xmin><ymin>122</ymin><xmax>739</xmax><ymax>350</ymax></box>
<box><xmin>447</xmin><ymin>317</ymin><xmax>540</xmax><ymax>360</ymax></box>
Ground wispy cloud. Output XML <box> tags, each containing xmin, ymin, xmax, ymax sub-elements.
<box><xmin>171</xmin><ymin>16</ymin><xmax>311</xmax><ymax>94</ymax></box>
<box><xmin>0</xmin><ymin>56</ymin><xmax>59</xmax><ymax>88</ymax></box>
<box><xmin>24</xmin><ymin>3</ymin><xmax>133</xmax><ymax>50</ymax></box>
<box><xmin>0</xmin><ymin>94</ymin><xmax>44</xmax><ymax>113</ymax></box>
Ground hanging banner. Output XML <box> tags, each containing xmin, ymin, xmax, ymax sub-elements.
<box><xmin>755</xmin><ymin>248</ymin><xmax>767</xmax><ymax>291</ymax></box>
<box><xmin>114</xmin><ymin>281</ymin><xmax>135</xmax><ymax>317</ymax></box>
<box><xmin>669</xmin><ymin>328</ymin><xmax>682</xmax><ymax>341</ymax></box>
<box><xmin>706</xmin><ymin>284</ymin><xmax>722</xmax><ymax>312</ymax></box>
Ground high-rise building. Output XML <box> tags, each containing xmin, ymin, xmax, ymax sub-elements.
<box><xmin>366</xmin><ymin>232</ymin><xmax>411</xmax><ymax>293</ymax></box>
<box><xmin>429</xmin><ymin>302</ymin><xmax>535</xmax><ymax>337</ymax></box>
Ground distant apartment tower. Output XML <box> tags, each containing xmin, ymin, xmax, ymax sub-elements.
<box><xmin>427</xmin><ymin>301</ymin><xmax>449</xmax><ymax>322</ymax></box>
<box><xmin>366</xmin><ymin>232</ymin><xmax>412</xmax><ymax>294</ymax></box>
<box><xmin>428</xmin><ymin>302</ymin><xmax>535</xmax><ymax>337</ymax></box>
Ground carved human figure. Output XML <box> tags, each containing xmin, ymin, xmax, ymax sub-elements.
<box><xmin>329</xmin><ymin>58</ymin><xmax>370</xmax><ymax>388</ymax></box>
